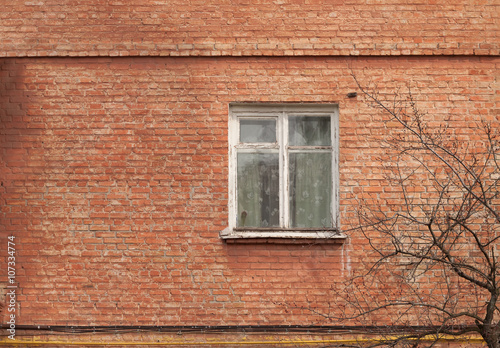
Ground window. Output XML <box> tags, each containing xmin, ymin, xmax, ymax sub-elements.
<box><xmin>222</xmin><ymin>104</ymin><xmax>344</xmax><ymax>241</ymax></box>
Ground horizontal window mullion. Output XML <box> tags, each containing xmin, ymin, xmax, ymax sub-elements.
<box><xmin>288</xmin><ymin>145</ymin><xmax>331</xmax><ymax>148</ymax></box>
<box><xmin>236</xmin><ymin>144</ymin><xmax>279</xmax><ymax>150</ymax></box>
<box><xmin>288</xmin><ymin>146</ymin><xmax>331</xmax><ymax>150</ymax></box>
<box><xmin>287</xmin><ymin>148</ymin><xmax>332</xmax><ymax>153</ymax></box>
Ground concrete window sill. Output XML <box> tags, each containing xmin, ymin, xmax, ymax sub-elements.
<box><xmin>220</xmin><ymin>228</ymin><xmax>347</xmax><ymax>244</ymax></box>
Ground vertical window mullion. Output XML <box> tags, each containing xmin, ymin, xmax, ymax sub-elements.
<box><xmin>282</xmin><ymin>112</ymin><xmax>289</xmax><ymax>229</ymax></box>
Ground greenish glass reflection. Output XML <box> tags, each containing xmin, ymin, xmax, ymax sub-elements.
<box><xmin>237</xmin><ymin>152</ymin><xmax>280</xmax><ymax>227</ymax></box>
<box><xmin>289</xmin><ymin>116</ymin><xmax>331</xmax><ymax>146</ymax></box>
<box><xmin>240</xmin><ymin>119</ymin><xmax>276</xmax><ymax>143</ymax></box>
<box><xmin>289</xmin><ymin>152</ymin><xmax>331</xmax><ymax>228</ymax></box>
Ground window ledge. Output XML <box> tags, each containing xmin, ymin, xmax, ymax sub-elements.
<box><xmin>220</xmin><ymin>228</ymin><xmax>347</xmax><ymax>244</ymax></box>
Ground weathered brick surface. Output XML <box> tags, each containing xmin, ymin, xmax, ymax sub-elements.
<box><xmin>1</xmin><ymin>56</ymin><xmax>498</xmax><ymax>327</ymax></box>
<box><xmin>0</xmin><ymin>0</ymin><xmax>498</xmax><ymax>57</ymax></box>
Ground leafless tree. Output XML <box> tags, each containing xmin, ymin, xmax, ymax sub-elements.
<box><xmin>322</xmin><ymin>76</ymin><xmax>500</xmax><ymax>347</ymax></box>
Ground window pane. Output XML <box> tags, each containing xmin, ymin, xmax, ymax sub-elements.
<box><xmin>289</xmin><ymin>116</ymin><xmax>331</xmax><ymax>146</ymax></box>
<box><xmin>289</xmin><ymin>152</ymin><xmax>331</xmax><ymax>228</ymax></box>
<box><xmin>240</xmin><ymin>119</ymin><xmax>276</xmax><ymax>143</ymax></box>
<box><xmin>237</xmin><ymin>152</ymin><xmax>280</xmax><ymax>227</ymax></box>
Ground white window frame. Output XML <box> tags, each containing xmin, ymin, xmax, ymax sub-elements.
<box><xmin>221</xmin><ymin>103</ymin><xmax>345</xmax><ymax>242</ymax></box>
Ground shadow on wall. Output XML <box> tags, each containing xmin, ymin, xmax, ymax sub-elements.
<box><xmin>0</xmin><ymin>59</ymin><xmax>34</xmax><ymax>235</ymax></box>
<box><xmin>0</xmin><ymin>59</ymin><xmax>29</xmax><ymax>323</ymax></box>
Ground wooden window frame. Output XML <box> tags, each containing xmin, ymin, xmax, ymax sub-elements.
<box><xmin>221</xmin><ymin>103</ymin><xmax>345</xmax><ymax>242</ymax></box>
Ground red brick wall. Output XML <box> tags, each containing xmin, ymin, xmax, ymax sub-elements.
<box><xmin>1</xmin><ymin>56</ymin><xmax>498</xmax><ymax>326</ymax></box>
<box><xmin>1</xmin><ymin>1</ymin><xmax>498</xmax><ymax>57</ymax></box>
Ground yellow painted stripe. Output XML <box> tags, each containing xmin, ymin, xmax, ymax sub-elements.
<box><xmin>0</xmin><ymin>335</ymin><xmax>485</xmax><ymax>346</ymax></box>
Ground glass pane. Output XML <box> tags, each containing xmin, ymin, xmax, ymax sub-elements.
<box><xmin>240</xmin><ymin>119</ymin><xmax>276</xmax><ymax>143</ymax></box>
<box><xmin>237</xmin><ymin>152</ymin><xmax>280</xmax><ymax>227</ymax></box>
<box><xmin>289</xmin><ymin>152</ymin><xmax>331</xmax><ymax>228</ymax></box>
<box><xmin>289</xmin><ymin>116</ymin><xmax>331</xmax><ymax>146</ymax></box>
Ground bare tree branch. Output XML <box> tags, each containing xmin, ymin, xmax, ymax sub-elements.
<box><xmin>306</xmin><ymin>74</ymin><xmax>500</xmax><ymax>347</ymax></box>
